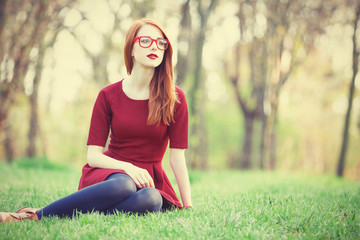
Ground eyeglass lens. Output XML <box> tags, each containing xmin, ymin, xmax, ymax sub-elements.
<box><xmin>139</xmin><ymin>37</ymin><xmax>168</xmax><ymax>50</ymax></box>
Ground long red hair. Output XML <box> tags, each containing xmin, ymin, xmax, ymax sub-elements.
<box><xmin>124</xmin><ymin>18</ymin><xmax>177</xmax><ymax>126</ymax></box>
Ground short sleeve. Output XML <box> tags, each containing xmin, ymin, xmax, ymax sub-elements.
<box><xmin>168</xmin><ymin>87</ymin><xmax>188</xmax><ymax>149</ymax></box>
<box><xmin>87</xmin><ymin>90</ymin><xmax>112</xmax><ymax>147</ymax></box>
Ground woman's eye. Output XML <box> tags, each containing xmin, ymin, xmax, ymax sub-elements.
<box><xmin>158</xmin><ymin>40</ymin><xmax>167</xmax><ymax>46</ymax></box>
<box><xmin>141</xmin><ymin>38</ymin><xmax>151</xmax><ymax>44</ymax></box>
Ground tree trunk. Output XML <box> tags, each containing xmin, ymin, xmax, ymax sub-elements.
<box><xmin>4</xmin><ymin>121</ymin><xmax>15</xmax><ymax>162</ymax></box>
<box><xmin>0</xmin><ymin>1</ymin><xmax>46</xmax><ymax>158</ymax></box>
<box><xmin>187</xmin><ymin>0</ymin><xmax>217</xmax><ymax>168</ymax></box>
<box><xmin>337</xmin><ymin>4</ymin><xmax>360</xmax><ymax>177</ymax></box>
<box><xmin>241</xmin><ymin>114</ymin><xmax>255</xmax><ymax>169</ymax></box>
<box><xmin>27</xmin><ymin>91</ymin><xmax>38</xmax><ymax>157</ymax></box>
<box><xmin>27</xmin><ymin>45</ymin><xmax>45</xmax><ymax>157</ymax></box>
<box><xmin>269</xmin><ymin>115</ymin><xmax>278</xmax><ymax>170</ymax></box>
<box><xmin>27</xmin><ymin>20</ymin><xmax>60</xmax><ymax>158</ymax></box>
<box><xmin>0</xmin><ymin>45</ymin><xmax>29</xmax><ymax>162</ymax></box>
<box><xmin>0</xmin><ymin>0</ymin><xmax>7</xmax><ymax>40</ymax></box>
<box><xmin>188</xmin><ymin>27</ymin><xmax>207</xmax><ymax>168</ymax></box>
<box><xmin>198</xmin><ymin>101</ymin><xmax>208</xmax><ymax>169</ymax></box>
<box><xmin>259</xmin><ymin>113</ymin><xmax>267</xmax><ymax>169</ymax></box>
<box><xmin>357</xmin><ymin>109</ymin><xmax>360</xmax><ymax>135</ymax></box>
<box><xmin>176</xmin><ymin>0</ymin><xmax>191</xmax><ymax>86</ymax></box>
<box><xmin>258</xmin><ymin>41</ymin><xmax>268</xmax><ymax>169</ymax></box>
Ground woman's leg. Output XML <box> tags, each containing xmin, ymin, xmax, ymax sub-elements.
<box><xmin>37</xmin><ymin>173</ymin><xmax>136</xmax><ymax>219</ymax></box>
<box><xmin>105</xmin><ymin>187</ymin><xmax>163</xmax><ymax>215</ymax></box>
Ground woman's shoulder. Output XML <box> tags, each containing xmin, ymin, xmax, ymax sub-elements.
<box><xmin>97</xmin><ymin>80</ymin><xmax>123</xmax><ymax>102</ymax></box>
<box><xmin>100</xmin><ymin>80</ymin><xmax>122</xmax><ymax>94</ymax></box>
<box><xmin>174</xmin><ymin>85</ymin><xmax>187</xmax><ymax>108</ymax></box>
<box><xmin>175</xmin><ymin>85</ymin><xmax>186</xmax><ymax>99</ymax></box>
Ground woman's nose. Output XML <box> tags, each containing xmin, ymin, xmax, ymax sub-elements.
<box><xmin>150</xmin><ymin>41</ymin><xmax>157</xmax><ymax>50</ymax></box>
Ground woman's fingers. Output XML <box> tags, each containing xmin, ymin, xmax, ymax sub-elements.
<box><xmin>129</xmin><ymin>167</ymin><xmax>154</xmax><ymax>188</ymax></box>
<box><xmin>133</xmin><ymin>178</ymin><xmax>142</xmax><ymax>188</ymax></box>
<box><xmin>141</xmin><ymin>170</ymin><xmax>155</xmax><ymax>188</ymax></box>
<box><xmin>146</xmin><ymin>174</ymin><xmax>155</xmax><ymax>188</ymax></box>
<box><xmin>138</xmin><ymin>169</ymin><xmax>154</xmax><ymax>188</ymax></box>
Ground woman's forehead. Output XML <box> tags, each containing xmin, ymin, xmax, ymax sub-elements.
<box><xmin>137</xmin><ymin>24</ymin><xmax>164</xmax><ymax>38</ymax></box>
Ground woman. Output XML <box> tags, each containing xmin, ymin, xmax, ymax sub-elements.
<box><xmin>0</xmin><ymin>18</ymin><xmax>192</xmax><ymax>223</ymax></box>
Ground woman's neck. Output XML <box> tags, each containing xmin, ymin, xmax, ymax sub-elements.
<box><xmin>123</xmin><ymin>63</ymin><xmax>155</xmax><ymax>100</ymax></box>
<box><xmin>127</xmin><ymin>63</ymin><xmax>154</xmax><ymax>89</ymax></box>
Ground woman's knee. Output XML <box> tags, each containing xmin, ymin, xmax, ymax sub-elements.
<box><xmin>106</xmin><ymin>174</ymin><xmax>137</xmax><ymax>198</ymax></box>
<box><xmin>140</xmin><ymin>188</ymin><xmax>163</xmax><ymax>212</ymax></box>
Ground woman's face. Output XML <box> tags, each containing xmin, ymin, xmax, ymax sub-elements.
<box><xmin>132</xmin><ymin>24</ymin><xmax>166</xmax><ymax>69</ymax></box>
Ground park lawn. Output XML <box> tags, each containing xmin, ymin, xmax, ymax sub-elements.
<box><xmin>0</xmin><ymin>161</ymin><xmax>359</xmax><ymax>240</ymax></box>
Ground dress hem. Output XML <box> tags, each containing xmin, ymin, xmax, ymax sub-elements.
<box><xmin>78</xmin><ymin>164</ymin><xmax>183</xmax><ymax>210</ymax></box>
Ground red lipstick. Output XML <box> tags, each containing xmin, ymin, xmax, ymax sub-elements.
<box><xmin>147</xmin><ymin>54</ymin><xmax>158</xmax><ymax>59</ymax></box>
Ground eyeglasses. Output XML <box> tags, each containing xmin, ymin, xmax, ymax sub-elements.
<box><xmin>133</xmin><ymin>36</ymin><xmax>169</xmax><ymax>50</ymax></box>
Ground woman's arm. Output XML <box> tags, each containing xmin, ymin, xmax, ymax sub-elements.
<box><xmin>87</xmin><ymin>145</ymin><xmax>154</xmax><ymax>188</ymax></box>
<box><xmin>169</xmin><ymin>148</ymin><xmax>192</xmax><ymax>208</ymax></box>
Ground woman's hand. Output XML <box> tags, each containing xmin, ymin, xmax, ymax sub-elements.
<box><xmin>87</xmin><ymin>146</ymin><xmax>154</xmax><ymax>189</ymax></box>
<box><xmin>124</xmin><ymin>165</ymin><xmax>155</xmax><ymax>189</ymax></box>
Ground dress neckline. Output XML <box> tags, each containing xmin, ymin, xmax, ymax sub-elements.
<box><xmin>120</xmin><ymin>79</ymin><xmax>149</xmax><ymax>102</ymax></box>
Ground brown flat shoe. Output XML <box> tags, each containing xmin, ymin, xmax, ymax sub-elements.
<box><xmin>16</xmin><ymin>207</ymin><xmax>41</xmax><ymax>214</ymax></box>
<box><xmin>0</xmin><ymin>211</ymin><xmax>39</xmax><ymax>223</ymax></box>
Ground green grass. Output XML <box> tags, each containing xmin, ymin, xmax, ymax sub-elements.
<box><xmin>0</xmin><ymin>161</ymin><xmax>359</xmax><ymax>239</ymax></box>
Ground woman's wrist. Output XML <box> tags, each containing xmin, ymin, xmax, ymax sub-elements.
<box><xmin>122</xmin><ymin>162</ymin><xmax>134</xmax><ymax>172</ymax></box>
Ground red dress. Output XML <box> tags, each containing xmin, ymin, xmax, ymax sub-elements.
<box><xmin>78</xmin><ymin>80</ymin><xmax>188</xmax><ymax>209</ymax></box>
